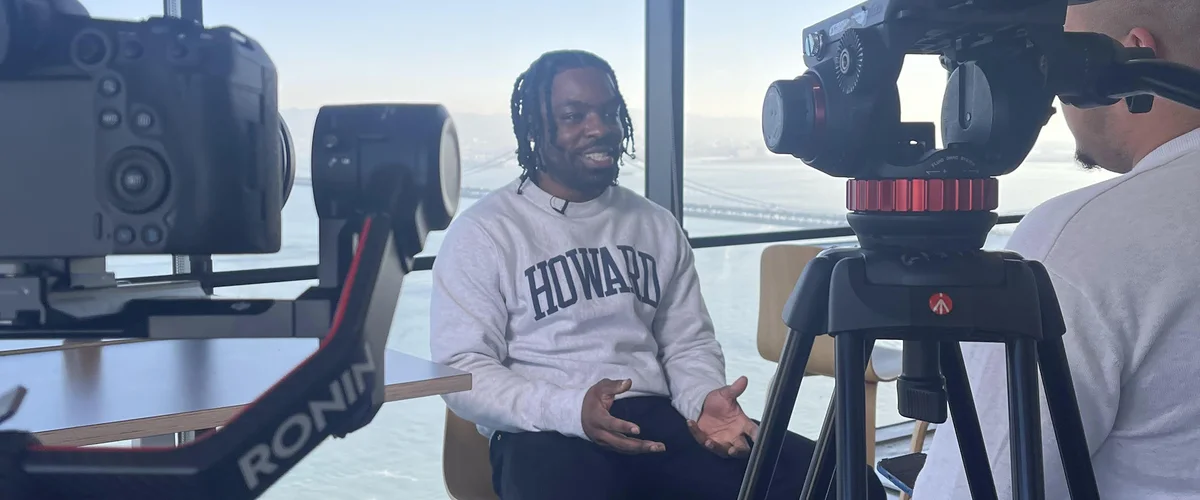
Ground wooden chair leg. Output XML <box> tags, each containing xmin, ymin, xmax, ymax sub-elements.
<box><xmin>865</xmin><ymin>382</ymin><xmax>878</xmax><ymax>466</ymax></box>
<box><xmin>898</xmin><ymin>420</ymin><xmax>931</xmax><ymax>500</ymax></box>
<box><xmin>909</xmin><ymin>420</ymin><xmax>931</xmax><ymax>453</ymax></box>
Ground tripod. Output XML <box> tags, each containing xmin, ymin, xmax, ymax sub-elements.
<box><xmin>737</xmin><ymin>209</ymin><xmax>1102</xmax><ymax>500</ymax></box>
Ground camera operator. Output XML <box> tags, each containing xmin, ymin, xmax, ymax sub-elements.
<box><xmin>913</xmin><ymin>1</ymin><xmax>1200</xmax><ymax>498</ymax></box>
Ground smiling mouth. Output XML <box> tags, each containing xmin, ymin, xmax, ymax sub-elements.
<box><xmin>580</xmin><ymin>148</ymin><xmax>617</xmax><ymax>168</ymax></box>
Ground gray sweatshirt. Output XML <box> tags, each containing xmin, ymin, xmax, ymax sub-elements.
<box><xmin>429</xmin><ymin>177</ymin><xmax>728</xmax><ymax>440</ymax></box>
<box><xmin>914</xmin><ymin>127</ymin><xmax>1200</xmax><ymax>499</ymax></box>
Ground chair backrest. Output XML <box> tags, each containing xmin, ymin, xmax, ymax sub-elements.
<box><xmin>443</xmin><ymin>408</ymin><xmax>499</xmax><ymax>500</ymax></box>
<box><xmin>757</xmin><ymin>244</ymin><xmax>888</xmax><ymax>382</ymax></box>
<box><xmin>759</xmin><ymin>244</ymin><xmax>898</xmax><ymax>466</ymax></box>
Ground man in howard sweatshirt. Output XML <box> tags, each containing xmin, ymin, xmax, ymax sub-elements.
<box><xmin>430</xmin><ymin>50</ymin><xmax>887</xmax><ymax>500</ymax></box>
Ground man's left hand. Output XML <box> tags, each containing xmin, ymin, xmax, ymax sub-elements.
<box><xmin>688</xmin><ymin>375</ymin><xmax>760</xmax><ymax>459</ymax></box>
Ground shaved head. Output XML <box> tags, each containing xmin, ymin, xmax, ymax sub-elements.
<box><xmin>1062</xmin><ymin>0</ymin><xmax>1200</xmax><ymax>173</ymax></box>
<box><xmin>1068</xmin><ymin>0</ymin><xmax>1200</xmax><ymax>65</ymax></box>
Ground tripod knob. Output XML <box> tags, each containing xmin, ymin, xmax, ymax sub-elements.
<box><xmin>898</xmin><ymin>379</ymin><xmax>949</xmax><ymax>423</ymax></box>
<box><xmin>897</xmin><ymin>341</ymin><xmax>949</xmax><ymax>423</ymax></box>
<box><xmin>761</xmin><ymin>73</ymin><xmax>825</xmax><ymax>159</ymax></box>
<box><xmin>834</xmin><ymin>28</ymin><xmax>878</xmax><ymax>95</ymax></box>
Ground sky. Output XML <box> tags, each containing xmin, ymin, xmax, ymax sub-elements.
<box><xmin>78</xmin><ymin>0</ymin><xmax>1074</xmax><ymax>144</ymax></box>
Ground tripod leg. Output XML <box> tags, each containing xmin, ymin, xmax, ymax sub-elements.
<box><xmin>738</xmin><ymin>329</ymin><xmax>817</xmax><ymax>500</ymax></box>
<box><xmin>941</xmin><ymin>342</ymin><xmax>1000</xmax><ymax>500</ymax></box>
<box><xmin>800</xmin><ymin>338</ymin><xmax>875</xmax><ymax>500</ymax></box>
<box><xmin>1007</xmin><ymin>338</ymin><xmax>1045</xmax><ymax>500</ymax></box>
<box><xmin>835</xmin><ymin>333</ymin><xmax>869</xmax><ymax>500</ymax></box>
<box><xmin>741</xmin><ymin>252</ymin><xmax>841</xmax><ymax>500</ymax></box>
<box><xmin>800</xmin><ymin>395</ymin><xmax>836</xmax><ymax>500</ymax></box>
<box><xmin>1037</xmin><ymin>336</ymin><xmax>1101</xmax><ymax>499</ymax></box>
<box><xmin>1027</xmin><ymin>260</ymin><xmax>1100</xmax><ymax>499</ymax></box>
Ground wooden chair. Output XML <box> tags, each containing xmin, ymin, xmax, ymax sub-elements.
<box><xmin>442</xmin><ymin>408</ymin><xmax>499</xmax><ymax>500</ymax></box>
<box><xmin>756</xmin><ymin>244</ymin><xmax>904</xmax><ymax>465</ymax></box>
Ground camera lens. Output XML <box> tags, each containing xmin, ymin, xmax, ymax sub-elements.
<box><xmin>107</xmin><ymin>147</ymin><xmax>170</xmax><ymax>215</ymax></box>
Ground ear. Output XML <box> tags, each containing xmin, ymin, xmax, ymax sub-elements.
<box><xmin>1122</xmin><ymin>27</ymin><xmax>1159</xmax><ymax>56</ymax></box>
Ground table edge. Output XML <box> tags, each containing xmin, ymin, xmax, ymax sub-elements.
<box><xmin>34</xmin><ymin>372</ymin><xmax>472</xmax><ymax>447</ymax></box>
<box><xmin>0</xmin><ymin>338</ymin><xmax>150</xmax><ymax>357</ymax></box>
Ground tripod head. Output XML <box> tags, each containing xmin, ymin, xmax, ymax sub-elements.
<box><xmin>761</xmin><ymin>0</ymin><xmax>1200</xmax><ymax>251</ymax></box>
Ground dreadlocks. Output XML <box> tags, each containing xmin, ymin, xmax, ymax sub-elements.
<box><xmin>510</xmin><ymin>49</ymin><xmax>636</xmax><ymax>184</ymax></box>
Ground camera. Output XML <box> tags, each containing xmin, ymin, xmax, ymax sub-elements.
<box><xmin>0</xmin><ymin>1</ymin><xmax>463</xmax><ymax>498</ymax></box>
<box><xmin>0</xmin><ymin>4</ymin><xmax>290</xmax><ymax>258</ymax></box>
<box><xmin>741</xmin><ymin>1</ymin><xmax>1200</xmax><ymax>499</ymax></box>
<box><xmin>761</xmin><ymin>0</ymin><xmax>1064</xmax><ymax>183</ymax></box>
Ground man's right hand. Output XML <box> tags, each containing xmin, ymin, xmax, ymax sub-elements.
<box><xmin>581</xmin><ymin>378</ymin><xmax>665</xmax><ymax>454</ymax></box>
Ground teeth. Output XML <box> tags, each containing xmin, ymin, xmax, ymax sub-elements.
<box><xmin>585</xmin><ymin>152</ymin><xmax>612</xmax><ymax>162</ymax></box>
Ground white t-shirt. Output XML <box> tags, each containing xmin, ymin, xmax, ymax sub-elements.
<box><xmin>913</xmin><ymin>127</ymin><xmax>1200</xmax><ymax>499</ymax></box>
<box><xmin>429</xmin><ymin>177</ymin><xmax>728</xmax><ymax>440</ymax></box>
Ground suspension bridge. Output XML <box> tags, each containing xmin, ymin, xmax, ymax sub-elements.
<box><xmin>297</xmin><ymin>153</ymin><xmax>848</xmax><ymax>229</ymax></box>
<box><xmin>459</xmin><ymin>153</ymin><xmax>846</xmax><ymax>229</ymax></box>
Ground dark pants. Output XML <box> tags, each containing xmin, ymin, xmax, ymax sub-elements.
<box><xmin>489</xmin><ymin>396</ymin><xmax>887</xmax><ymax>500</ymax></box>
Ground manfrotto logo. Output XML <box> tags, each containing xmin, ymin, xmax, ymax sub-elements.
<box><xmin>237</xmin><ymin>342</ymin><xmax>377</xmax><ymax>491</ymax></box>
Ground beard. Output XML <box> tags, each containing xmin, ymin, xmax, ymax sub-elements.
<box><xmin>546</xmin><ymin>154</ymin><xmax>620</xmax><ymax>194</ymax></box>
<box><xmin>1075</xmin><ymin>150</ymin><xmax>1102</xmax><ymax>171</ymax></box>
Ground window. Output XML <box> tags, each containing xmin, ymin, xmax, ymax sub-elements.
<box><xmin>76</xmin><ymin>1</ymin><xmax>646</xmax><ymax>498</ymax></box>
<box><xmin>90</xmin><ymin>0</ymin><xmax>648</xmax><ymax>276</ymax></box>
<box><xmin>680</xmin><ymin>0</ymin><xmax>1119</xmax><ymax>239</ymax></box>
<box><xmin>45</xmin><ymin>2</ymin><xmax>1114</xmax><ymax>498</ymax></box>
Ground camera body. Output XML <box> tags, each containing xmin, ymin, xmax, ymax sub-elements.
<box><xmin>763</xmin><ymin>0</ymin><xmax>1066</xmax><ymax>181</ymax></box>
<box><xmin>0</xmin><ymin>12</ymin><xmax>283</xmax><ymax>258</ymax></box>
